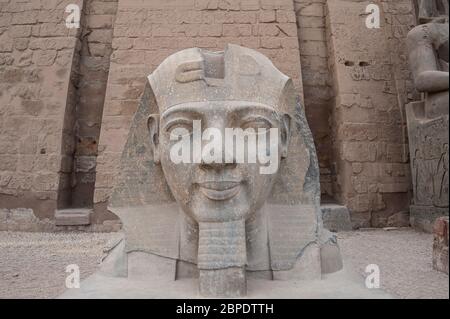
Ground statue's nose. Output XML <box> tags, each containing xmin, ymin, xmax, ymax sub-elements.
<box><xmin>199</xmin><ymin>130</ymin><xmax>237</xmax><ymax>170</ymax></box>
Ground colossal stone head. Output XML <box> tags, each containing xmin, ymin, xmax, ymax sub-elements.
<box><xmin>108</xmin><ymin>44</ymin><xmax>342</xmax><ymax>297</ymax></box>
<box><xmin>147</xmin><ymin>46</ymin><xmax>292</xmax><ymax>229</ymax></box>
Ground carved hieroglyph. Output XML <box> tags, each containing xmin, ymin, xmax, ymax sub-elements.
<box><xmin>406</xmin><ymin>10</ymin><xmax>449</xmax><ymax>232</ymax></box>
<box><xmin>103</xmin><ymin>44</ymin><xmax>342</xmax><ymax>297</ymax></box>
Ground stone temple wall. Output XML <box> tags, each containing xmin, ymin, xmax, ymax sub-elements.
<box><xmin>294</xmin><ymin>0</ymin><xmax>335</xmax><ymax>201</ymax></box>
<box><xmin>0</xmin><ymin>0</ymin><xmax>83</xmax><ymax>219</ymax></box>
<box><xmin>0</xmin><ymin>0</ymin><xmax>423</xmax><ymax>230</ymax></box>
<box><xmin>326</xmin><ymin>0</ymin><xmax>415</xmax><ymax>228</ymax></box>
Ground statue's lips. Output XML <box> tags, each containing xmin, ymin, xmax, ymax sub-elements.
<box><xmin>198</xmin><ymin>181</ymin><xmax>241</xmax><ymax>201</ymax></box>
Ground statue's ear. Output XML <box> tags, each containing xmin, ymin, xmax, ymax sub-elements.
<box><xmin>147</xmin><ymin>114</ymin><xmax>160</xmax><ymax>164</ymax></box>
<box><xmin>280</xmin><ymin>113</ymin><xmax>291</xmax><ymax>159</ymax></box>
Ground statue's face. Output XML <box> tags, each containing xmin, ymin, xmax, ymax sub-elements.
<box><xmin>148</xmin><ymin>101</ymin><xmax>290</xmax><ymax>223</ymax></box>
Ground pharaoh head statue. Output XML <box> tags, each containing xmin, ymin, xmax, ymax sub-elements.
<box><xmin>107</xmin><ymin>44</ymin><xmax>342</xmax><ymax>297</ymax></box>
<box><xmin>147</xmin><ymin>45</ymin><xmax>292</xmax><ymax>228</ymax></box>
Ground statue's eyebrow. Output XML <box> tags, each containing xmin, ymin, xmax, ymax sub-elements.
<box><xmin>235</xmin><ymin>105</ymin><xmax>280</xmax><ymax>120</ymax></box>
<box><xmin>163</xmin><ymin>118</ymin><xmax>192</xmax><ymax>132</ymax></box>
<box><xmin>160</xmin><ymin>102</ymin><xmax>277</xmax><ymax>120</ymax></box>
<box><xmin>231</xmin><ymin>103</ymin><xmax>276</xmax><ymax>114</ymax></box>
<box><xmin>161</xmin><ymin>106</ymin><xmax>202</xmax><ymax>120</ymax></box>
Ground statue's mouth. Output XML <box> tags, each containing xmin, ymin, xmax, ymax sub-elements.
<box><xmin>198</xmin><ymin>181</ymin><xmax>241</xmax><ymax>201</ymax></box>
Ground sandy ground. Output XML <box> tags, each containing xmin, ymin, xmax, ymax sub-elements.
<box><xmin>0</xmin><ymin>231</ymin><xmax>122</xmax><ymax>299</ymax></box>
<box><xmin>338</xmin><ymin>228</ymin><xmax>449</xmax><ymax>299</ymax></box>
<box><xmin>0</xmin><ymin>228</ymin><xmax>448</xmax><ymax>299</ymax></box>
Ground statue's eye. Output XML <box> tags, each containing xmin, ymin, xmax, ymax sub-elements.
<box><xmin>241</xmin><ymin>118</ymin><xmax>273</xmax><ymax>131</ymax></box>
<box><xmin>165</xmin><ymin>119</ymin><xmax>193</xmax><ymax>136</ymax></box>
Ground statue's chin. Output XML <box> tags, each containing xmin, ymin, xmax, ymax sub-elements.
<box><xmin>183</xmin><ymin>192</ymin><xmax>253</xmax><ymax>224</ymax></box>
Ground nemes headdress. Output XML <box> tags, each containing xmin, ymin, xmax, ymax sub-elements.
<box><xmin>148</xmin><ymin>44</ymin><xmax>290</xmax><ymax>113</ymax></box>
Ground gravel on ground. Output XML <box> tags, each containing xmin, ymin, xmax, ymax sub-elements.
<box><xmin>338</xmin><ymin>228</ymin><xmax>449</xmax><ymax>299</ymax></box>
<box><xmin>0</xmin><ymin>228</ymin><xmax>448</xmax><ymax>299</ymax></box>
<box><xmin>0</xmin><ymin>231</ymin><xmax>121</xmax><ymax>299</ymax></box>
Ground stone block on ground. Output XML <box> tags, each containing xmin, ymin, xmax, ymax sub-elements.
<box><xmin>410</xmin><ymin>205</ymin><xmax>449</xmax><ymax>233</ymax></box>
<box><xmin>55</xmin><ymin>208</ymin><xmax>92</xmax><ymax>226</ymax></box>
<box><xmin>321</xmin><ymin>204</ymin><xmax>352</xmax><ymax>232</ymax></box>
<box><xmin>433</xmin><ymin>216</ymin><xmax>449</xmax><ymax>274</ymax></box>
